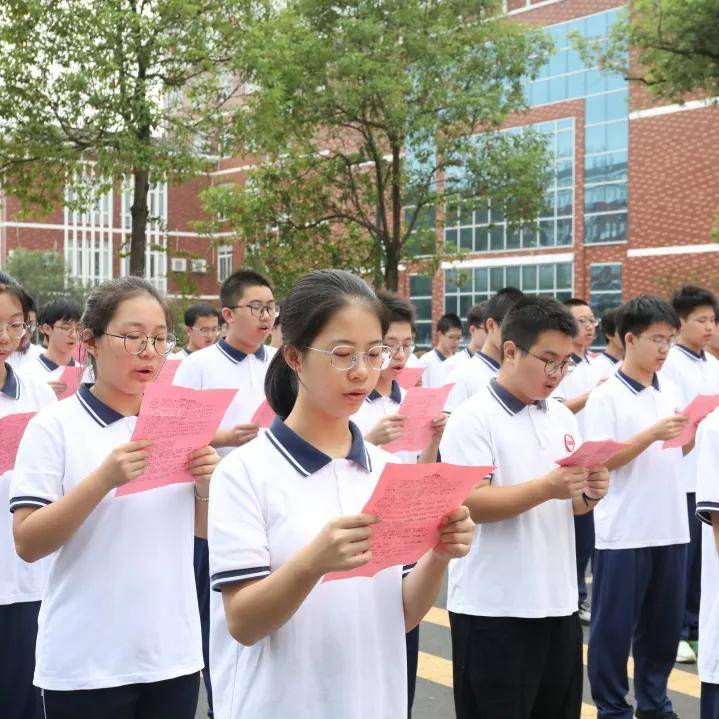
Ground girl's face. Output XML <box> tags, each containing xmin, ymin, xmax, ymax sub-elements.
<box><xmin>0</xmin><ymin>292</ymin><xmax>25</xmax><ymax>364</ymax></box>
<box><xmin>88</xmin><ymin>294</ymin><xmax>169</xmax><ymax>396</ymax></box>
<box><xmin>292</xmin><ymin>304</ymin><xmax>385</xmax><ymax>419</ymax></box>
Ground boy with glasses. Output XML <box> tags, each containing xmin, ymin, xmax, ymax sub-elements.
<box><xmin>417</xmin><ymin>313</ymin><xmax>463</xmax><ymax>387</ymax></box>
<box><xmin>179</xmin><ymin>303</ymin><xmax>221</xmax><ymax>357</ymax></box>
<box><xmin>585</xmin><ymin>295</ymin><xmax>692</xmax><ymax>719</ymax></box>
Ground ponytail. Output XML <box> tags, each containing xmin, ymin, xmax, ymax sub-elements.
<box><xmin>265</xmin><ymin>349</ymin><xmax>298</xmax><ymax>420</ymax></box>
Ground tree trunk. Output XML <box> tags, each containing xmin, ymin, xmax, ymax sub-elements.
<box><xmin>384</xmin><ymin>143</ymin><xmax>402</xmax><ymax>292</ymax></box>
<box><xmin>384</xmin><ymin>240</ymin><xmax>400</xmax><ymax>291</ymax></box>
<box><xmin>128</xmin><ymin>168</ymin><xmax>150</xmax><ymax>277</ymax></box>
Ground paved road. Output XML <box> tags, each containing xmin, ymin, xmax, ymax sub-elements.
<box><xmin>196</xmin><ymin>577</ymin><xmax>701</xmax><ymax>718</ymax></box>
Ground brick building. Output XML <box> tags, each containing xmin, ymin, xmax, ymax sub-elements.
<box><xmin>1</xmin><ymin>0</ymin><xmax>718</xmax><ymax>345</ymax></box>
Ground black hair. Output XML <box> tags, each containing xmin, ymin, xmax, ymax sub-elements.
<box><xmin>437</xmin><ymin>313</ymin><xmax>462</xmax><ymax>334</ymax></box>
<box><xmin>485</xmin><ymin>287</ymin><xmax>524</xmax><ymax>327</ymax></box>
<box><xmin>184</xmin><ymin>302</ymin><xmax>220</xmax><ymax>327</ymax></box>
<box><xmin>0</xmin><ymin>271</ymin><xmax>33</xmax><ymax>322</ymax></box>
<box><xmin>81</xmin><ymin>277</ymin><xmax>172</xmax><ymax>372</ymax></box>
<box><xmin>600</xmin><ymin>306</ymin><xmax>620</xmax><ymax>339</ymax></box>
<box><xmin>265</xmin><ymin>270</ymin><xmax>388</xmax><ymax>419</ymax></box>
<box><xmin>616</xmin><ymin>295</ymin><xmax>680</xmax><ymax>348</ymax></box>
<box><xmin>562</xmin><ymin>297</ymin><xmax>590</xmax><ymax>309</ymax></box>
<box><xmin>220</xmin><ymin>269</ymin><xmax>272</xmax><ymax>310</ymax></box>
<box><xmin>466</xmin><ymin>302</ymin><xmax>486</xmax><ymax>331</ymax></box>
<box><xmin>671</xmin><ymin>285</ymin><xmax>718</xmax><ymax>320</ymax></box>
<box><xmin>502</xmin><ymin>296</ymin><xmax>578</xmax><ymax>353</ymax></box>
<box><xmin>376</xmin><ymin>289</ymin><xmax>415</xmax><ymax>329</ymax></box>
<box><xmin>38</xmin><ymin>298</ymin><xmax>82</xmax><ymax>328</ymax></box>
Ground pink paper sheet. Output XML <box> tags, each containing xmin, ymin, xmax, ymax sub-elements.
<box><xmin>154</xmin><ymin>358</ymin><xmax>182</xmax><ymax>385</ymax></box>
<box><xmin>251</xmin><ymin>399</ymin><xmax>275</xmax><ymax>428</ymax></box>
<box><xmin>382</xmin><ymin>384</ymin><xmax>453</xmax><ymax>453</ymax></box>
<box><xmin>58</xmin><ymin>365</ymin><xmax>84</xmax><ymax>399</ymax></box>
<box><xmin>663</xmin><ymin>394</ymin><xmax>719</xmax><ymax>449</ymax></box>
<box><xmin>396</xmin><ymin>367</ymin><xmax>423</xmax><ymax>389</ymax></box>
<box><xmin>323</xmin><ymin>462</ymin><xmax>493</xmax><ymax>582</ymax></box>
<box><xmin>115</xmin><ymin>384</ymin><xmax>235</xmax><ymax>497</ymax></box>
<box><xmin>0</xmin><ymin>412</ymin><xmax>36</xmax><ymax>474</ymax></box>
<box><xmin>557</xmin><ymin>440</ymin><xmax>631</xmax><ymax>467</ymax></box>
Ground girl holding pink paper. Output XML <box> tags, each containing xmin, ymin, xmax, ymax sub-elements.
<box><xmin>208</xmin><ymin>269</ymin><xmax>474</xmax><ymax>719</ymax></box>
<box><xmin>10</xmin><ymin>277</ymin><xmax>219</xmax><ymax>719</ymax></box>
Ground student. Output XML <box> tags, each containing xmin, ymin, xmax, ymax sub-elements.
<box><xmin>442</xmin><ymin>302</ymin><xmax>487</xmax><ymax>377</ymax></box>
<box><xmin>445</xmin><ymin>288</ymin><xmax>524</xmax><ymax>413</ymax></box>
<box><xmin>584</xmin><ymin>295</ymin><xmax>691</xmax><ymax>719</ymax></box>
<box><xmin>10</xmin><ymin>276</ymin><xmax>219</xmax><ymax>719</ymax></box>
<box><xmin>707</xmin><ymin>317</ymin><xmax>719</xmax><ymax>361</ymax></box>
<box><xmin>174</xmin><ymin>269</ymin><xmax>277</xmax><ymax>718</ymax></box>
<box><xmin>405</xmin><ymin>325</ymin><xmax>421</xmax><ymax>368</ymax></box>
<box><xmin>594</xmin><ymin>306</ymin><xmax>624</xmax><ymax>380</ymax></box>
<box><xmin>208</xmin><ymin>269</ymin><xmax>474</xmax><ymax>719</ymax></box>
<box><xmin>440</xmin><ymin>296</ymin><xmax>609</xmax><ymax>719</ymax></box>
<box><xmin>694</xmin><ymin>410</ymin><xmax>719</xmax><ymax>718</ymax></box>
<box><xmin>661</xmin><ymin>285</ymin><xmax>719</xmax><ymax>664</ymax></box>
<box><xmin>22</xmin><ymin>298</ymin><xmax>83</xmax><ymax>399</ymax></box>
<box><xmin>350</xmin><ymin>289</ymin><xmax>447</xmax><ymax>717</ymax></box>
<box><xmin>180</xmin><ymin>304</ymin><xmax>221</xmax><ymax>357</ymax></box>
<box><xmin>417</xmin><ymin>313</ymin><xmax>462</xmax><ymax>388</ymax></box>
<box><xmin>4</xmin><ymin>278</ymin><xmax>43</xmax><ymax>372</ymax></box>
<box><xmin>0</xmin><ymin>278</ymin><xmax>56</xmax><ymax>719</ymax></box>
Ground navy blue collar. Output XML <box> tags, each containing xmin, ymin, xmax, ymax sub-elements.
<box><xmin>476</xmin><ymin>351</ymin><xmax>500</xmax><ymax>371</ymax></box>
<box><xmin>463</xmin><ymin>347</ymin><xmax>473</xmax><ymax>359</ymax></box>
<box><xmin>602</xmin><ymin>351</ymin><xmax>620</xmax><ymax>365</ymax></box>
<box><xmin>488</xmin><ymin>378</ymin><xmax>547</xmax><ymax>416</ymax></box>
<box><xmin>616</xmin><ymin>369</ymin><xmax>660</xmax><ymax>394</ymax></box>
<box><xmin>216</xmin><ymin>339</ymin><xmax>266</xmax><ymax>364</ymax></box>
<box><xmin>1</xmin><ymin>363</ymin><xmax>20</xmax><ymax>399</ymax></box>
<box><xmin>76</xmin><ymin>384</ymin><xmax>126</xmax><ymax>427</ymax></box>
<box><xmin>434</xmin><ymin>348</ymin><xmax>447</xmax><ymax>362</ymax></box>
<box><xmin>182</xmin><ymin>346</ymin><xmax>192</xmax><ymax>356</ymax></box>
<box><xmin>265</xmin><ymin>417</ymin><xmax>371</xmax><ymax>477</ymax></box>
<box><xmin>676</xmin><ymin>344</ymin><xmax>706</xmax><ymax>361</ymax></box>
<box><xmin>39</xmin><ymin>354</ymin><xmax>74</xmax><ymax>372</ymax></box>
<box><xmin>570</xmin><ymin>353</ymin><xmax>584</xmax><ymax>365</ymax></box>
<box><xmin>367</xmin><ymin>379</ymin><xmax>402</xmax><ymax>404</ymax></box>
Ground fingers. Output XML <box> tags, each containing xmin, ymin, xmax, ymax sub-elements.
<box><xmin>333</xmin><ymin>513</ymin><xmax>381</xmax><ymax>529</ymax></box>
<box><xmin>441</xmin><ymin>506</ymin><xmax>470</xmax><ymax>525</ymax></box>
<box><xmin>234</xmin><ymin>423</ymin><xmax>260</xmax><ymax>431</ymax></box>
<box><xmin>123</xmin><ymin>439</ymin><xmax>153</xmax><ymax>451</ymax></box>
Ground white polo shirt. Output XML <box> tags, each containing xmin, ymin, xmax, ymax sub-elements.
<box><xmin>405</xmin><ymin>352</ymin><xmax>420</xmax><ymax>368</ymax></box>
<box><xmin>593</xmin><ymin>351</ymin><xmax>621</xmax><ymax>381</ymax></box>
<box><xmin>442</xmin><ymin>347</ymin><xmax>473</xmax><ymax>377</ymax></box>
<box><xmin>584</xmin><ymin>370</ymin><xmax>689</xmax><ymax>550</ymax></box>
<box><xmin>176</xmin><ymin>346</ymin><xmax>192</xmax><ymax>358</ymax></box>
<box><xmin>8</xmin><ymin>343</ymin><xmax>44</xmax><ymax>371</ymax></box>
<box><xmin>173</xmin><ymin>339</ymin><xmax>276</xmax><ymax>457</ymax></box>
<box><xmin>440</xmin><ymin>379</ymin><xmax>580</xmax><ymax>618</ymax></box>
<box><xmin>208</xmin><ymin>418</ymin><xmax>410</xmax><ymax>719</ymax></box>
<box><xmin>444</xmin><ymin>351</ymin><xmax>500</xmax><ymax>413</ymax></box>
<box><xmin>696</xmin><ymin>410</ymin><xmax>719</xmax><ymax>684</ymax></box>
<box><xmin>660</xmin><ymin>344</ymin><xmax>719</xmax><ymax>493</ymax></box>
<box><xmin>417</xmin><ymin>348</ymin><xmax>450</xmax><ymax>388</ymax></box>
<box><xmin>9</xmin><ymin>384</ymin><xmax>202</xmax><ymax>690</ymax></box>
<box><xmin>0</xmin><ymin>364</ymin><xmax>56</xmax><ymax>606</ymax></box>
<box><xmin>351</xmin><ymin>380</ymin><xmax>417</xmax><ymax>463</ymax></box>
<box><xmin>19</xmin><ymin>353</ymin><xmax>76</xmax><ymax>383</ymax></box>
<box><xmin>552</xmin><ymin>353</ymin><xmax>602</xmax><ymax>436</ymax></box>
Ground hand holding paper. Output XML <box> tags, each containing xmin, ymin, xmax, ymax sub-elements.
<box><xmin>0</xmin><ymin>412</ymin><xmax>36</xmax><ymax>474</ymax></box>
<box><xmin>116</xmin><ymin>384</ymin><xmax>235</xmax><ymax>496</ymax></box>
<box><xmin>557</xmin><ymin>440</ymin><xmax>631</xmax><ymax>467</ymax></box>
<box><xmin>323</xmin><ymin>462</ymin><xmax>492</xmax><ymax>582</ymax></box>
<box><xmin>383</xmin><ymin>384</ymin><xmax>453</xmax><ymax>453</ymax></box>
<box><xmin>662</xmin><ymin>394</ymin><xmax>719</xmax><ymax>449</ymax></box>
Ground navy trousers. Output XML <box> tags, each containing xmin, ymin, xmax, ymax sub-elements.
<box><xmin>406</xmin><ymin>626</ymin><xmax>419</xmax><ymax>718</ymax></box>
<box><xmin>588</xmin><ymin>544</ymin><xmax>687</xmax><ymax>719</ymax></box>
<box><xmin>194</xmin><ymin>536</ymin><xmax>213</xmax><ymax>717</ymax></box>
<box><xmin>681</xmin><ymin>493</ymin><xmax>701</xmax><ymax>642</ymax></box>
<box><xmin>702</xmin><ymin>682</ymin><xmax>719</xmax><ymax>719</ymax></box>
<box><xmin>575</xmin><ymin>512</ymin><xmax>595</xmax><ymax>605</ymax></box>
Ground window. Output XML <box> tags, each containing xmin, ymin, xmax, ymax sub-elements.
<box><xmin>589</xmin><ymin>263</ymin><xmax>622</xmax><ymax>346</ymax></box>
<box><xmin>217</xmin><ymin>245</ymin><xmax>233</xmax><ymax>282</ymax></box>
<box><xmin>409</xmin><ymin>274</ymin><xmax>434</xmax><ymax>349</ymax></box>
<box><xmin>444</xmin><ymin>262</ymin><xmax>573</xmax><ymax>325</ymax></box>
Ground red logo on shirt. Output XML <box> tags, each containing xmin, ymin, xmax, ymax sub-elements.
<box><xmin>564</xmin><ymin>434</ymin><xmax>576</xmax><ymax>453</ymax></box>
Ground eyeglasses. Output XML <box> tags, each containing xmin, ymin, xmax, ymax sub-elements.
<box><xmin>103</xmin><ymin>331</ymin><xmax>178</xmax><ymax>356</ymax></box>
<box><xmin>642</xmin><ymin>334</ymin><xmax>676</xmax><ymax>349</ymax></box>
<box><xmin>575</xmin><ymin>318</ymin><xmax>598</xmax><ymax>328</ymax></box>
<box><xmin>53</xmin><ymin>323</ymin><xmax>81</xmax><ymax>336</ymax></box>
<box><xmin>518</xmin><ymin>345</ymin><xmax>576</xmax><ymax>376</ymax></box>
<box><xmin>191</xmin><ymin>326</ymin><xmax>220</xmax><ymax>337</ymax></box>
<box><xmin>0</xmin><ymin>321</ymin><xmax>29</xmax><ymax>340</ymax></box>
<box><xmin>386</xmin><ymin>342</ymin><xmax>415</xmax><ymax>357</ymax></box>
<box><xmin>230</xmin><ymin>302</ymin><xmax>279</xmax><ymax>319</ymax></box>
<box><xmin>305</xmin><ymin>345</ymin><xmax>392</xmax><ymax>371</ymax></box>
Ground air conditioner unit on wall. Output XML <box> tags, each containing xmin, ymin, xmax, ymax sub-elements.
<box><xmin>170</xmin><ymin>257</ymin><xmax>187</xmax><ymax>272</ymax></box>
<box><xmin>191</xmin><ymin>258</ymin><xmax>208</xmax><ymax>274</ymax></box>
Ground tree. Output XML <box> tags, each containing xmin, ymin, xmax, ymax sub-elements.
<box><xmin>0</xmin><ymin>0</ymin><xmax>254</xmax><ymax>276</ymax></box>
<box><xmin>202</xmin><ymin>0</ymin><xmax>555</xmax><ymax>291</ymax></box>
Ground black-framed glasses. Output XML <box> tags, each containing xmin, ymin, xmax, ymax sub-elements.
<box><xmin>103</xmin><ymin>331</ymin><xmax>178</xmax><ymax>356</ymax></box>
<box><xmin>229</xmin><ymin>301</ymin><xmax>279</xmax><ymax>319</ymax></box>
<box><xmin>306</xmin><ymin>344</ymin><xmax>392</xmax><ymax>371</ymax></box>
<box><xmin>0</xmin><ymin>321</ymin><xmax>29</xmax><ymax>340</ymax></box>
<box><xmin>517</xmin><ymin>344</ymin><xmax>576</xmax><ymax>376</ymax></box>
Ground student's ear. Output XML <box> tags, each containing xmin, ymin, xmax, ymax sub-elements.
<box><xmin>184</xmin><ymin>324</ymin><xmax>192</xmax><ymax>335</ymax></box>
<box><xmin>40</xmin><ymin>322</ymin><xmax>53</xmax><ymax>338</ymax></box>
<box><xmin>502</xmin><ymin>340</ymin><xmax>518</xmax><ymax>364</ymax></box>
<box><xmin>283</xmin><ymin>344</ymin><xmax>302</xmax><ymax>373</ymax></box>
<box><xmin>220</xmin><ymin>307</ymin><xmax>234</xmax><ymax>324</ymax></box>
<box><xmin>624</xmin><ymin>332</ymin><xmax>635</xmax><ymax>351</ymax></box>
<box><xmin>82</xmin><ymin>329</ymin><xmax>97</xmax><ymax>360</ymax></box>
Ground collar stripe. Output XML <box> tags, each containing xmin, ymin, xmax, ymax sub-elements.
<box><xmin>487</xmin><ymin>382</ymin><xmax>516</xmax><ymax>416</ymax></box>
<box><xmin>476</xmin><ymin>352</ymin><xmax>500</xmax><ymax>371</ymax></box>
<box><xmin>676</xmin><ymin>344</ymin><xmax>706</xmax><ymax>361</ymax></box>
<box><xmin>76</xmin><ymin>389</ymin><xmax>109</xmax><ymax>427</ymax></box>
<box><xmin>265</xmin><ymin>429</ymin><xmax>311</xmax><ymax>477</ymax></box>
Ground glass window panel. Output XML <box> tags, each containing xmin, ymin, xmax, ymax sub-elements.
<box><xmin>459</xmin><ymin>202</ymin><xmax>473</xmax><ymax>226</ymax></box>
<box><xmin>459</xmin><ymin>295</ymin><xmax>473</xmax><ymax>318</ymax></box>
<box><xmin>585</xmin><ymin>151</ymin><xmax>628</xmax><ymax>183</ymax></box>
<box><xmin>460</xmin><ymin>227</ymin><xmax>473</xmax><ymax>250</ymax></box>
<box><xmin>412</xmin><ymin>298</ymin><xmax>432</xmax><ymax>320</ymax></box>
<box><xmin>459</xmin><ymin>269</ymin><xmax>472</xmax><ymax>292</ymax></box>
<box><xmin>567</xmin><ymin>72</ymin><xmax>586</xmax><ymax>99</ymax></box>
<box><xmin>549</xmin><ymin>75</ymin><xmax>568</xmax><ymax>103</ymax></box>
<box><xmin>410</xmin><ymin>275</ymin><xmax>433</xmax><ymax>295</ymax></box>
<box><xmin>474</xmin><ymin>204</ymin><xmax>489</xmax><ymax>225</ymax></box>
<box><xmin>556</xmin><ymin>189</ymin><xmax>573</xmax><ymax>216</ymax></box>
<box><xmin>507</xmin><ymin>227</ymin><xmax>521</xmax><ymax>249</ymax></box>
<box><xmin>489</xmin><ymin>225</ymin><xmax>504</xmax><ymax>251</ymax></box>
<box><xmin>556</xmin><ymin>130</ymin><xmax>573</xmax><ymax>158</ymax></box>
<box><xmin>444</xmin><ymin>228</ymin><xmax>458</xmax><ymax>249</ymax></box>
<box><xmin>475</xmin><ymin>228</ymin><xmax>489</xmax><ymax>252</ymax></box>
<box><xmin>415</xmin><ymin>323</ymin><xmax>432</xmax><ymax>347</ymax></box>
<box><xmin>530</xmin><ymin>79</ymin><xmax>550</xmax><ymax>106</ymax></box>
<box><xmin>523</xmin><ymin>224</ymin><xmax>538</xmax><ymax>248</ymax></box>
<box><xmin>549</xmin><ymin>50</ymin><xmax>569</xmax><ymax>76</ymax></box>
<box><xmin>585</xmin><ymin>94</ymin><xmax>606</xmax><ymax>124</ymax></box>
<box><xmin>584</xmin><ymin>211</ymin><xmax>628</xmax><ymax>243</ymax></box>
<box><xmin>522</xmin><ymin>265</ymin><xmax>537</xmax><ymax>290</ymax></box>
<box><xmin>585</xmin><ymin>69</ymin><xmax>604</xmax><ymax>95</ymax></box>
<box><xmin>474</xmin><ymin>268</ymin><xmax>488</xmax><ymax>293</ymax></box>
<box><xmin>539</xmin><ymin>219</ymin><xmax>556</xmax><ymax>247</ymax></box>
<box><xmin>566</xmin><ymin>49</ymin><xmax>584</xmax><ymax>74</ymax></box>
<box><xmin>585</xmin><ymin>125</ymin><xmax>607</xmax><ymax>154</ymax></box>
<box><xmin>585</xmin><ymin>12</ymin><xmax>608</xmax><ymax>38</ymax></box>
<box><xmin>605</xmin><ymin>72</ymin><xmax>627</xmax><ymax>92</ymax></box>
<box><xmin>506</xmin><ymin>266</ymin><xmax>521</xmax><ymax>288</ymax></box>
<box><xmin>584</xmin><ymin>183</ymin><xmax>628</xmax><ymax>213</ymax></box>
<box><xmin>490</xmin><ymin>267</ymin><xmax>505</xmax><ymax>291</ymax></box>
<box><xmin>605</xmin><ymin>120</ymin><xmax>628</xmax><ymax>151</ymax></box>
<box><xmin>605</xmin><ymin>89</ymin><xmax>628</xmax><ymax>120</ymax></box>
<box><xmin>556</xmin><ymin>218</ymin><xmax>573</xmax><ymax>245</ymax></box>
<box><xmin>557</xmin><ymin>160</ymin><xmax>573</xmax><ymax>187</ymax></box>
<box><xmin>590</xmin><ymin>263</ymin><xmax>622</xmax><ymax>291</ymax></box>
<box><xmin>539</xmin><ymin>264</ymin><xmax>555</xmax><ymax>290</ymax></box>
<box><xmin>556</xmin><ymin>262</ymin><xmax>573</xmax><ymax>290</ymax></box>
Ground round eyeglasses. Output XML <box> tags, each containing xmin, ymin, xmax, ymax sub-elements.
<box><xmin>0</xmin><ymin>321</ymin><xmax>29</xmax><ymax>341</ymax></box>
<box><xmin>103</xmin><ymin>331</ymin><xmax>178</xmax><ymax>356</ymax></box>
<box><xmin>305</xmin><ymin>345</ymin><xmax>392</xmax><ymax>371</ymax></box>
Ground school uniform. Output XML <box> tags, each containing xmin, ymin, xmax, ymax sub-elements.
<box><xmin>417</xmin><ymin>348</ymin><xmax>451</xmax><ymax>388</ymax></box>
<box><xmin>442</xmin><ymin>347</ymin><xmax>473</xmax><ymax>377</ymax></box>
<box><xmin>208</xmin><ymin>418</ymin><xmax>412</xmax><ymax>719</ymax></box>
<box><xmin>661</xmin><ymin>344</ymin><xmax>719</xmax><ymax>645</ymax></box>
<box><xmin>177</xmin><ymin>346</ymin><xmax>192</xmax><ymax>358</ymax></box>
<box><xmin>7</xmin><ymin>344</ymin><xmax>44</xmax><ymax>372</ymax></box>
<box><xmin>584</xmin><ymin>371</ymin><xmax>689</xmax><ymax>719</ymax></box>
<box><xmin>440</xmin><ymin>379</ymin><xmax>583</xmax><ymax>719</ymax></box>
<box><xmin>593</xmin><ymin>351</ymin><xmax>621</xmax><ymax>381</ymax></box>
<box><xmin>405</xmin><ymin>352</ymin><xmax>420</xmax><ymax>368</ymax></box>
<box><xmin>0</xmin><ymin>364</ymin><xmax>55</xmax><ymax>719</ymax></box>
<box><xmin>553</xmin><ymin>354</ymin><xmax>603</xmax><ymax>610</ymax></box>
<box><xmin>695</xmin><ymin>410</ymin><xmax>719</xmax><ymax>718</ymax></box>
<box><xmin>9</xmin><ymin>384</ymin><xmax>202</xmax><ymax>717</ymax></box>
<box><xmin>444</xmin><ymin>352</ymin><xmax>500</xmax><ymax>413</ymax></box>
<box><xmin>173</xmin><ymin>339</ymin><xmax>275</xmax><ymax>717</ymax></box>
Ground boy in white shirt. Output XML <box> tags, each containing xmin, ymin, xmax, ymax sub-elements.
<box><xmin>417</xmin><ymin>313</ymin><xmax>462</xmax><ymax>387</ymax></box>
<box><xmin>584</xmin><ymin>295</ymin><xmax>691</xmax><ymax>719</ymax></box>
<box><xmin>594</xmin><ymin>307</ymin><xmax>624</xmax><ymax>380</ymax></box>
<box><xmin>661</xmin><ymin>285</ymin><xmax>719</xmax><ymax>664</ymax></box>
<box><xmin>179</xmin><ymin>303</ymin><xmax>220</xmax><ymax>357</ymax></box>
<box><xmin>441</xmin><ymin>296</ymin><xmax>609</xmax><ymax>719</ymax></box>
<box><xmin>442</xmin><ymin>302</ymin><xmax>487</xmax><ymax>377</ymax></box>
